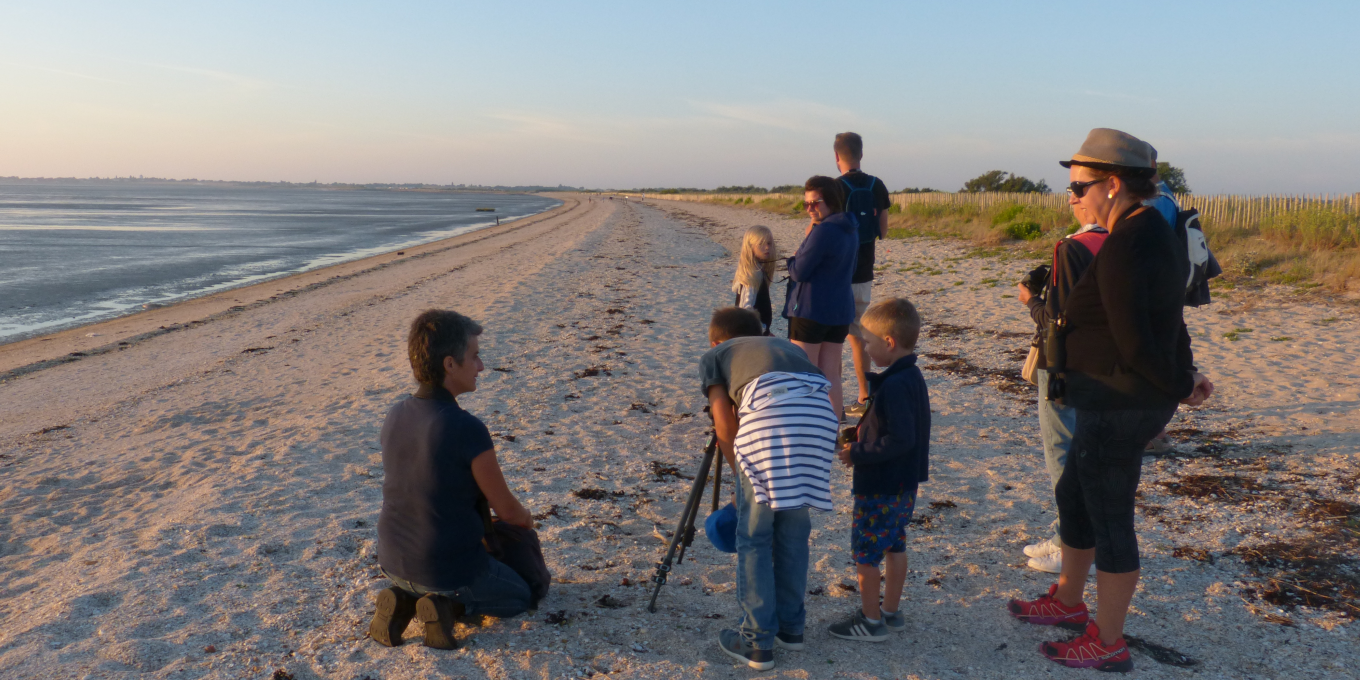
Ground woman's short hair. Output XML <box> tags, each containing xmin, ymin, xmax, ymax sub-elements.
<box><xmin>860</xmin><ymin>297</ymin><xmax>921</xmax><ymax>350</ymax></box>
<box><xmin>1075</xmin><ymin>164</ymin><xmax>1159</xmax><ymax>200</ymax></box>
<box><xmin>408</xmin><ymin>309</ymin><xmax>483</xmax><ymax>385</ymax></box>
<box><xmin>709</xmin><ymin>307</ymin><xmax>763</xmax><ymax>344</ymax></box>
<box><xmin>804</xmin><ymin>176</ymin><xmax>845</xmax><ymax>213</ymax></box>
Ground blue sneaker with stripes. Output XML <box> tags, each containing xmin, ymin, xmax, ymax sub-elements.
<box><xmin>881</xmin><ymin>608</ymin><xmax>906</xmax><ymax>631</ymax></box>
<box><xmin>827</xmin><ymin>609</ymin><xmax>889</xmax><ymax>642</ymax></box>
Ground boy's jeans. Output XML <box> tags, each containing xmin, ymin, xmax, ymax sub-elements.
<box><xmin>382</xmin><ymin>560</ymin><xmax>531</xmax><ymax>619</ymax></box>
<box><xmin>734</xmin><ymin>466</ymin><xmax>811</xmax><ymax>649</ymax></box>
<box><xmin>1037</xmin><ymin>369</ymin><xmax>1077</xmax><ymax>544</ymax></box>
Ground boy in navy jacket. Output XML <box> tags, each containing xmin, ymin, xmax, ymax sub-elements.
<box><xmin>828</xmin><ymin>297</ymin><xmax>931</xmax><ymax>642</ymax></box>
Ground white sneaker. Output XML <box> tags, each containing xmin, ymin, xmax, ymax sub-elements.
<box><xmin>1026</xmin><ymin>551</ymin><xmax>1096</xmax><ymax>575</ymax></box>
<box><xmin>1023</xmin><ymin>539</ymin><xmax>1061</xmax><ymax>559</ymax></box>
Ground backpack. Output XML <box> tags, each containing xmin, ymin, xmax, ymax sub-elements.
<box><xmin>1148</xmin><ymin>186</ymin><xmax>1221</xmax><ymax>307</ymax></box>
<box><xmin>1174</xmin><ymin>208</ymin><xmax>1222</xmax><ymax>307</ymax></box>
<box><xmin>840</xmin><ymin>174</ymin><xmax>881</xmax><ymax>244</ymax></box>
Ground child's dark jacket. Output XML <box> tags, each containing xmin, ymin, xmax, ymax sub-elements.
<box><xmin>849</xmin><ymin>354</ymin><xmax>931</xmax><ymax>495</ymax></box>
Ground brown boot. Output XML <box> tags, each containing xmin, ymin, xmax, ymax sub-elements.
<box><xmin>368</xmin><ymin>587</ymin><xmax>418</xmax><ymax>647</ymax></box>
<box><xmin>415</xmin><ymin>594</ymin><xmax>465</xmax><ymax>649</ymax></box>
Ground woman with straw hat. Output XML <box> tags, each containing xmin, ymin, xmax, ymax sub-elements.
<box><xmin>1006</xmin><ymin>128</ymin><xmax>1214</xmax><ymax>673</ymax></box>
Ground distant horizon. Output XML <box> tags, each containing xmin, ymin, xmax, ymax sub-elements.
<box><xmin>6</xmin><ymin>175</ymin><xmax>1357</xmax><ymax>198</ymax></box>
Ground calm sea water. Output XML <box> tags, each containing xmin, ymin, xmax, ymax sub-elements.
<box><xmin>0</xmin><ymin>182</ymin><xmax>561</xmax><ymax>342</ymax></box>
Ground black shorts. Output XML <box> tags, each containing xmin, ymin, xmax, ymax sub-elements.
<box><xmin>1056</xmin><ymin>405</ymin><xmax>1176</xmax><ymax>574</ymax></box>
<box><xmin>788</xmin><ymin>317</ymin><xmax>849</xmax><ymax>344</ymax></box>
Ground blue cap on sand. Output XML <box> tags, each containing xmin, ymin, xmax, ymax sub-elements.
<box><xmin>705</xmin><ymin>503</ymin><xmax>738</xmax><ymax>554</ymax></box>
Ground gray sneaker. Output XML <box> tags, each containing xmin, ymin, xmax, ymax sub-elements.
<box><xmin>774</xmin><ymin>631</ymin><xmax>804</xmax><ymax>651</ymax></box>
<box><xmin>881</xmin><ymin>608</ymin><xmax>906</xmax><ymax>631</ymax></box>
<box><xmin>827</xmin><ymin>609</ymin><xmax>889</xmax><ymax>642</ymax></box>
<box><xmin>718</xmin><ymin>629</ymin><xmax>774</xmax><ymax>670</ymax></box>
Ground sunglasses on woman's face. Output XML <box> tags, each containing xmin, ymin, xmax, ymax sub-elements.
<box><xmin>1067</xmin><ymin>179</ymin><xmax>1105</xmax><ymax>199</ymax></box>
<box><xmin>805</xmin><ymin>198</ymin><xmax>825</xmax><ymax>211</ymax></box>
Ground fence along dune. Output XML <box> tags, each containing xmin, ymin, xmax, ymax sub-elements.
<box><xmin>629</xmin><ymin>191</ymin><xmax>1360</xmax><ymax>291</ymax></box>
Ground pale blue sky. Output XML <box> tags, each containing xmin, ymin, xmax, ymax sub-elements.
<box><xmin>2</xmin><ymin>1</ymin><xmax>1357</xmax><ymax>193</ymax></box>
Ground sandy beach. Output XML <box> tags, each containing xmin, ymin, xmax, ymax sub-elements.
<box><xmin>1</xmin><ymin>195</ymin><xmax>1357</xmax><ymax>679</ymax></box>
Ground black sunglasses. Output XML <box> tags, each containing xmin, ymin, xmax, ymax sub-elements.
<box><xmin>1066</xmin><ymin>178</ymin><xmax>1106</xmax><ymax>199</ymax></box>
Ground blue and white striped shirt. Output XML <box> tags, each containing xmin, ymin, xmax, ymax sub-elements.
<box><xmin>733</xmin><ymin>372</ymin><xmax>838</xmax><ymax>511</ymax></box>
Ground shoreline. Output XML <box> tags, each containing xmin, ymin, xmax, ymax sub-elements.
<box><xmin>0</xmin><ymin>197</ymin><xmax>570</xmax><ymax>381</ymax></box>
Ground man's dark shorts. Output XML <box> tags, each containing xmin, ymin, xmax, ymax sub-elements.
<box><xmin>789</xmin><ymin>317</ymin><xmax>850</xmax><ymax>344</ymax></box>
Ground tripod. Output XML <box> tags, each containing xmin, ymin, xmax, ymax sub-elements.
<box><xmin>647</xmin><ymin>431</ymin><xmax>724</xmax><ymax>613</ymax></box>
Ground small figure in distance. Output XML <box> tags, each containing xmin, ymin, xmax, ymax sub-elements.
<box><xmin>833</xmin><ymin>132</ymin><xmax>893</xmax><ymax>419</ymax></box>
<box><xmin>699</xmin><ymin>307</ymin><xmax>839</xmax><ymax>670</ymax></box>
<box><xmin>828</xmin><ymin>298</ymin><xmax>931</xmax><ymax>643</ymax></box>
<box><xmin>785</xmin><ymin>176</ymin><xmax>859</xmax><ymax>421</ymax></box>
<box><xmin>369</xmin><ymin>310</ymin><xmax>533</xmax><ymax>650</ymax></box>
<box><xmin>732</xmin><ymin>225</ymin><xmax>779</xmax><ymax>335</ymax></box>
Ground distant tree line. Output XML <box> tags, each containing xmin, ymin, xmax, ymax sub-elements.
<box><xmin>961</xmin><ymin>171</ymin><xmax>1050</xmax><ymax>194</ymax></box>
<box><xmin>627</xmin><ymin>163</ymin><xmax>1190</xmax><ymax>196</ymax></box>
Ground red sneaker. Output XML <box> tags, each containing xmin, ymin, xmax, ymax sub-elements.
<box><xmin>1040</xmin><ymin>622</ymin><xmax>1133</xmax><ymax>673</ymax></box>
<box><xmin>1007</xmin><ymin>584</ymin><xmax>1089</xmax><ymax>631</ymax></box>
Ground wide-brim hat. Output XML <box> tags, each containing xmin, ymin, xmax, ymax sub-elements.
<box><xmin>705</xmin><ymin>502</ymin><xmax>738</xmax><ymax>554</ymax></box>
<box><xmin>1060</xmin><ymin>128</ymin><xmax>1157</xmax><ymax>176</ymax></box>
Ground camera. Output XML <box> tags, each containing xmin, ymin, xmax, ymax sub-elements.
<box><xmin>838</xmin><ymin>425</ymin><xmax>858</xmax><ymax>446</ymax></box>
<box><xmin>1020</xmin><ymin>264</ymin><xmax>1050</xmax><ymax>297</ymax></box>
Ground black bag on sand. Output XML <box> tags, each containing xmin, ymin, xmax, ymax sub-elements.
<box><xmin>486</xmin><ymin>520</ymin><xmax>552</xmax><ymax>608</ymax></box>
<box><xmin>476</xmin><ymin>494</ymin><xmax>551</xmax><ymax>608</ymax></box>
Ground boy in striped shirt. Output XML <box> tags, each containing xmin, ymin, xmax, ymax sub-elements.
<box><xmin>698</xmin><ymin>307</ymin><xmax>838</xmax><ymax>670</ymax></box>
<box><xmin>828</xmin><ymin>298</ymin><xmax>931</xmax><ymax>642</ymax></box>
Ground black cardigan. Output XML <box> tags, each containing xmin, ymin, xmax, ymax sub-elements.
<box><xmin>1062</xmin><ymin>207</ymin><xmax>1196</xmax><ymax>410</ymax></box>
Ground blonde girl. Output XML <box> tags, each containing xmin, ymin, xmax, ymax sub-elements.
<box><xmin>732</xmin><ymin>225</ymin><xmax>778</xmax><ymax>335</ymax></box>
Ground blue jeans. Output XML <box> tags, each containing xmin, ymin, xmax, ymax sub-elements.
<box><xmin>1037</xmin><ymin>369</ymin><xmax>1077</xmax><ymax>543</ymax></box>
<box><xmin>383</xmin><ymin>559</ymin><xmax>531</xmax><ymax>619</ymax></box>
<box><xmin>734</xmin><ymin>467</ymin><xmax>811</xmax><ymax>649</ymax></box>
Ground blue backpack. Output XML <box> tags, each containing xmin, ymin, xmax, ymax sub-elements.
<box><xmin>840</xmin><ymin>174</ymin><xmax>881</xmax><ymax>244</ymax></box>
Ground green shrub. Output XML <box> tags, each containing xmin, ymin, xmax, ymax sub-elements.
<box><xmin>1259</xmin><ymin>208</ymin><xmax>1359</xmax><ymax>250</ymax></box>
<box><xmin>991</xmin><ymin>204</ymin><xmax>1026</xmax><ymax>226</ymax></box>
<box><xmin>888</xmin><ymin>204</ymin><xmax>901</xmax><ymax>214</ymax></box>
<box><xmin>904</xmin><ymin>203</ymin><xmax>980</xmax><ymax>220</ymax></box>
<box><xmin>1002</xmin><ymin>221</ymin><xmax>1043</xmax><ymax>241</ymax></box>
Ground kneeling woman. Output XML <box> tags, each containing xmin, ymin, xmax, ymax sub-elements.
<box><xmin>1008</xmin><ymin>129</ymin><xmax>1212</xmax><ymax>673</ymax></box>
<box><xmin>370</xmin><ymin>310</ymin><xmax>535</xmax><ymax>649</ymax></box>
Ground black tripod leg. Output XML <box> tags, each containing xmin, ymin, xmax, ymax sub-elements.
<box><xmin>711</xmin><ymin>452</ymin><xmax>723</xmax><ymax>513</ymax></box>
<box><xmin>647</xmin><ymin>435</ymin><xmax>716</xmax><ymax>613</ymax></box>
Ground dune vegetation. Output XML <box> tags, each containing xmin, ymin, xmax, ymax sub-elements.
<box><xmin>691</xmin><ymin>193</ymin><xmax>1360</xmax><ymax>294</ymax></box>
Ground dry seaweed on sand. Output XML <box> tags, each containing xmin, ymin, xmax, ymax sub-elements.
<box><xmin>1235</xmin><ymin>542</ymin><xmax>1360</xmax><ymax>617</ymax></box>
<box><xmin>920</xmin><ymin>352</ymin><xmax>1033</xmax><ymax>396</ymax></box>
<box><xmin>573</xmin><ymin>488</ymin><xmax>627</xmax><ymax>501</ymax></box>
<box><xmin>648</xmin><ymin>460</ymin><xmax>691</xmax><ymax>481</ymax></box>
<box><xmin>1160</xmin><ymin>473</ymin><xmax>1266</xmax><ymax>501</ymax></box>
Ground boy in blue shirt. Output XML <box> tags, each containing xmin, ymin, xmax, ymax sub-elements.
<box><xmin>828</xmin><ymin>297</ymin><xmax>931</xmax><ymax>642</ymax></box>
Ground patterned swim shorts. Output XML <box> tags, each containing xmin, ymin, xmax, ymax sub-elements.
<box><xmin>851</xmin><ymin>490</ymin><xmax>918</xmax><ymax>565</ymax></box>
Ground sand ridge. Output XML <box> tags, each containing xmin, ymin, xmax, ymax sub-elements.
<box><xmin>0</xmin><ymin>195</ymin><xmax>1356</xmax><ymax>679</ymax></box>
